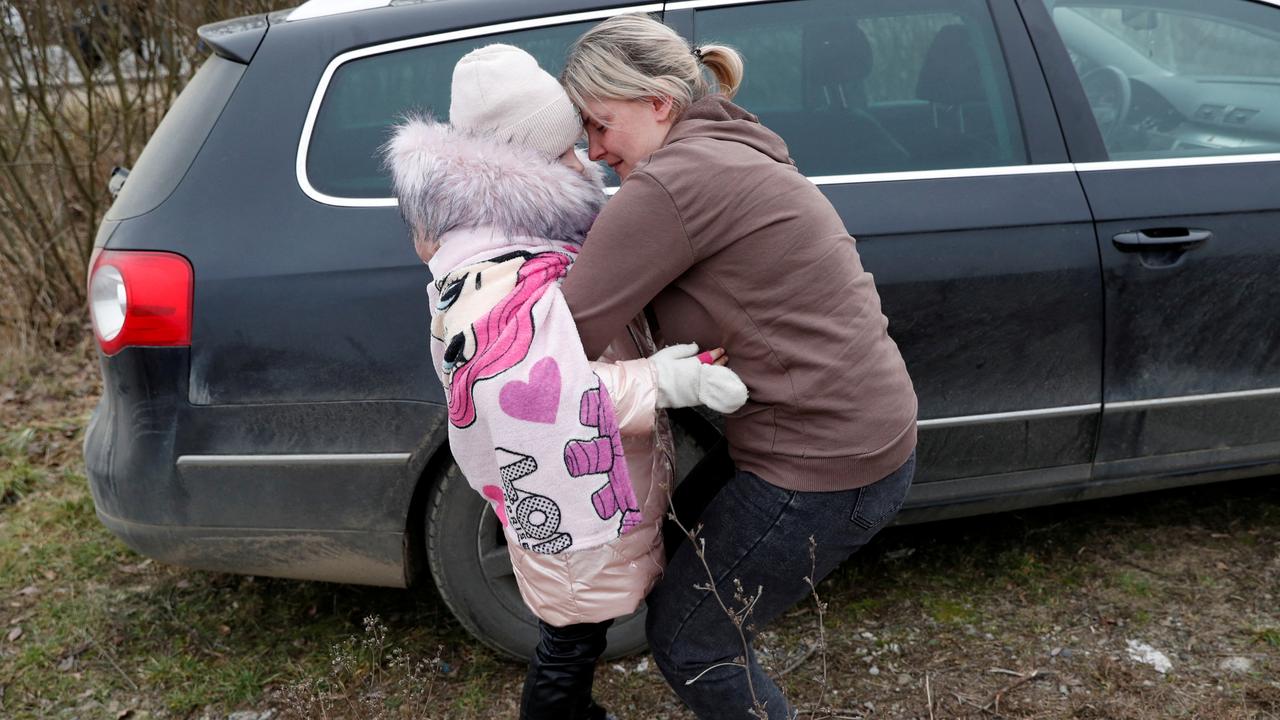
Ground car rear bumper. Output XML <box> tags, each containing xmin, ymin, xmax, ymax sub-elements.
<box><xmin>94</xmin><ymin>505</ymin><xmax>407</xmax><ymax>586</ymax></box>
<box><xmin>84</xmin><ymin>347</ymin><xmax>443</xmax><ymax>587</ymax></box>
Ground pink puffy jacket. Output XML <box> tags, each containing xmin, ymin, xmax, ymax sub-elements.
<box><xmin>508</xmin><ymin>314</ymin><xmax>673</xmax><ymax>626</ymax></box>
<box><xmin>384</xmin><ymin>116</ymin><xmax>672</xmax><ymax>626</ymax></box>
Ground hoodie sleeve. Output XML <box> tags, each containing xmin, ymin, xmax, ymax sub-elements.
<box><xmin>562</xmin><ymin>171</ymin><xmax>696</xmax><ymax>360</ymax></box>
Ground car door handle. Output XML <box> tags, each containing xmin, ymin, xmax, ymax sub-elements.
<box><xmin>1112</xmin><ymin>228</ymin><xmax>1212</xmax><ymax>251</ymax></box>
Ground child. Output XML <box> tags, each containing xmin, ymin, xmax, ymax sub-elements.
<box><xmin>384</xmin><ymin>44</ymin><xmax>747</xmax><ymax>719</ymax></box>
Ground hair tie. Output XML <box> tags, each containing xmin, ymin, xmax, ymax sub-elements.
<box><xmin>692</xmin><ymin>46</ymin><xmax>704</xmax><ymax>61</ymax></box>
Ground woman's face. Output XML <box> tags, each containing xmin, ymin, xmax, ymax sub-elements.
<box><xmin>580</xmin><ymin>97</ymin><xmax>674</xmax><ymax>180</ymax></box>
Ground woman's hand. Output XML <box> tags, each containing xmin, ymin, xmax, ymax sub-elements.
<box><xmin>650</xmin><ymin>344</ymin><xmax>748</xmax><ymax>413</ymax></box>
<box><xmin>696</xmin><ymin>347</ymin><xmax>729</xmax><ymax>366</ymax></box>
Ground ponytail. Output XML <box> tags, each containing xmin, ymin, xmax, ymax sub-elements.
<box><xmin>693</xmin><ymin>44</ymin><xmax>743</xmax><ymax>100</ymax></box>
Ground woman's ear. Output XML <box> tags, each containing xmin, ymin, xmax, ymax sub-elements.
<box><xmin>649</xmin><ymin>95</ymin><xmax>676</xmax><ymax>123</ymax></box>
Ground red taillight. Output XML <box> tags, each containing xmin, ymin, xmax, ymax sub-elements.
<box><xmin>88</xmin><ymin>249</ymin><xmax>193</xmax><ymax>356</ymax></box>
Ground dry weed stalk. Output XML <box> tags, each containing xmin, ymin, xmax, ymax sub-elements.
<box><xmin>665</xmin><ymin>503</ymin><xmax>842</xmax><ymax>719</ymax></box>
<box><xmin>277</xmin><ymin>614</ymin><xmax>446</xmax><ymax>719</ymax></box>
<box><xmin>665</xmin><ymin>498</ymin><xmax>770</xmax><ymax>718</ymax></box>
<box><xmin>801</xmin><ymin>534</ymin><xmax>833</xmax><ymax>716</ymax></box>
<box><xmin>665</xmin><ymin>476</ymin><xmax>875</xmax><ymax>717</ymax></box>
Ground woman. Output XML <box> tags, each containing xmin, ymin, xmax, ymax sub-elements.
<box><xmin>559</xmin><ymin>15</ymin><xmax>918</xmax><ymax>719</ymax></box>
<box><xmin>384</xmin><ymin>44</ymin><xmax>747</xmax><ymax>719</ymax></box>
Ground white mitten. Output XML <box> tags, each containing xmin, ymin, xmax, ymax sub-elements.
<box><xmin>650</xmin><ymin>343</ymin><xmax>749</xmax><ymax>414</ymax></box>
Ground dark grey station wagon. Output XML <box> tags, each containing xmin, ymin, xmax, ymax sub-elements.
<box><xmin>85</xmin><ymin>0</ymin><xmax>1280</xmax><ymax>659</ymax></box>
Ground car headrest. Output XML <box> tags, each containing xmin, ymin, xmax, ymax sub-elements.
<box><xmin>803</xmin><ymin>20</ymin><xmax>873</xmax><ymax>110</ymax></box>
<box><xmin>915</xmin><ymin>24</ymin><xmax>984</xmax><ymax>106</ymax></box>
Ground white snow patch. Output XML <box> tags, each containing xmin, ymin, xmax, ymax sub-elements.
<box><xmin>1126</xmin><ymin>640</ymin><xmax>1172</xmax><ymax>674</ymax></box>
<box><xmin>1219</xmin><ymin>656</ymin><xmax>1254</xmax><ymax>674</ymax></box>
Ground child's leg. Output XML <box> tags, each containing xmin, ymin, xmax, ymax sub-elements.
<box><xmin>520</xmin><ymin>618</ymin><xmax>613</xmax><ymax>720</ymax></box>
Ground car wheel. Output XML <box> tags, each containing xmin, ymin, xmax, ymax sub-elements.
<box><xmin>424</xmin><ymin>459</ymin><xmax>649</xmax><ymax>662</ymax></box>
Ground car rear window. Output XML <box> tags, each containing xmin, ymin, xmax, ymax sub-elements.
<box><xmin>305</xmin><ymin>21</ymin><xmax>595</xmax><ymax>200</ymax></box>
<box><xmin>106</xmin><ymin>56</ymin><xmax>246</xmax><ymax>221</ymax></box>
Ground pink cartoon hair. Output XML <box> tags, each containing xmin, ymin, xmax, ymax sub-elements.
<box><xmin>449</xmin><ymin>252</ymin><xmax>572</xmax><ymax>427</ymax></box>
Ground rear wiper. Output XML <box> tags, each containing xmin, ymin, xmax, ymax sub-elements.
<box><xmin>108</xmin><ymin>166</ymin><xmax>129</xmax><ymax>197</ymax></box>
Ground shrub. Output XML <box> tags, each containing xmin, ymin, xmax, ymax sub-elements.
<box><xmin>0</xmin><ymin>0</ymin><xmax>278</xmax><ymax>368</ymax></box>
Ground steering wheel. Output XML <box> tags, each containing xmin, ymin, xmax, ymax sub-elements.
<box><xmin>1079</xmin><ymin>65</ymin><xmax>1132</xmax><ymax>141</ymax></box>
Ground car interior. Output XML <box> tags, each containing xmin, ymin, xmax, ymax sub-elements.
<box><xmin>754</xmin><ymin>13</ymin><xmax>1018</xmax><ymax>176</ymax></box>
<box><xmin>1049</xmin><ymin>3</ymin><xmax>1280</xmax><ymax>160</ymax></box>
<box><xmin>757</xmin><ymin>20</ymin><xmax>912</xmax><ymax>176</ymax></box>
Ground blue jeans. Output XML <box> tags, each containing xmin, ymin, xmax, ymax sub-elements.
<box><xmin>646</xmin><ymin>451</ymin><xmax>916</xmax><ymax>719</ymax></box>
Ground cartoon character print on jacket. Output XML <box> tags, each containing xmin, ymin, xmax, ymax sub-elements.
<box><xmin>564</xmin><ymin>384</ymin><xmax>643</xmax><ymax>534</ymax></box>
<box><xmin>431</xmin><ymin>250</ymin><xmax>571</xmax><ymax>429</ymax></box>
<box><xmin>435</xmin><ymin>248</ymin><xmax>640</xmax><ymax>547</ymax></box>
<box><xmin>489</xmin><ymin>448</ymin><xmax>572</xmax><ymax>555</ymax></box>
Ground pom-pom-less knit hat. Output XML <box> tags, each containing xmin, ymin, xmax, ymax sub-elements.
<box><xmin>449</xmin><ymin>44</ymin><xmax>583</xmax><ymax>160</ymax></box>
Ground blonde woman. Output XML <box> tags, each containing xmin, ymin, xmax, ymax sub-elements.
<box><xmin>559</xmin><ymin>15</ymin><xmax>918</xmax><ymax>719</ymax></box>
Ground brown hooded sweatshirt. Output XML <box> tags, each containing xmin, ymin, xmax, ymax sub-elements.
<box><xmin>562</xmin><ymin>95</ymin><xmax>917</xmax><ymax>492</ymax></box>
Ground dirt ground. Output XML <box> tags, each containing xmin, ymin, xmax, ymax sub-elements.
<box><xmin>2</xmin><ymin>350</ymin><xmax>1277</xmax><ymax>719</ymax></box>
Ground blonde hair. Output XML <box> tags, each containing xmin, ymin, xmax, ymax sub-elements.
<box><xmin>560</xmin><ymin>14</ymin><xmax>743</xmax><ymax>119</ymax></box>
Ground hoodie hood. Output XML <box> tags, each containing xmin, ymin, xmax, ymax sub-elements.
<box><xmin>383</xmin><ymin>115</ymin><xmax>606</xmax><ymax>251</ymax></box>
<box><xmin>662</xmin><ymin>95</ymin><xmax>792</xmax><ymax>166</ymax></box>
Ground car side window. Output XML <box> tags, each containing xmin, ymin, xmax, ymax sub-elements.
<box><xmin>1044</xmin><ymin>0</ymin><xmax>1280</xmax><ymax>161</ymax></box>
<box><xmin>694</xmin><ymin>0</ymin><xmax>1028</xmax><ymax>176</ymax></box>
<box><xmin>306</xmin><ymin>21</ymin><xmax>596</xmax><ymax>199</ymax></box>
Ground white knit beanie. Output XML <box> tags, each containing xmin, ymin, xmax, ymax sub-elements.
<box><xmin>450</xmin><ymin>44</ymin><xmax>583</xmax><ymax>160</ymax></box>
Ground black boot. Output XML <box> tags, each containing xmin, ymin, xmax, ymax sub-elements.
<box><xmin>520</xmin><ymin>619</ymin><xmax>614</xmax><ymax>720</ymax></box>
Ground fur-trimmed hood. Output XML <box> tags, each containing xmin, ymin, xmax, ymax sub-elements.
<box><xmin>383</xmin><ymin>115</ymin><xmax>606</xmax><ymax>252</ymax></box>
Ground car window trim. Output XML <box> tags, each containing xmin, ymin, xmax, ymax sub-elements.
<box><xmin>1042</xmin><ymin>0</ymin><xmax>1280</xmax><ymax>13</ymax></box>
<box><xmin>295</xmin><ymin>3</ymin><xmax>664</xmax><ymax>208</ymax></box>
<box><xmin>296</xmin><ymin>0</ymin><xmax>1280</xmax><ymax>206</ymax></box>
<box><xmin>666</xmin><ymin>0</ymin><xmax>775</xmax><ymax>8</ymax></box>
<box><xmin>300</xmin><ymin>148</ymin><xmax>1280</xmax><ymax>206</ymax></box>
<box><xmin>809</xmin><ymin>164</ymin><xmax>1075</xmax><ymax>185</ymax></box>
<box><xmin>1075</xmin><ymin>151</ymin><xmax>1280</xmax><ymax>172</ymax></box>
<box><xmin>295</xmin><ymin>0</ymin><xmax>1063</xmax><ymax>205</ymax></box>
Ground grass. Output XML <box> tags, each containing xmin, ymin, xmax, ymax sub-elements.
<box><xmin>921</xmin><ymin>595</ymin><xmax>979</xmax><ymax>626</ymax></box>
<box><xmin>1115</xmin><ymin>570</ymin><xmax>1155</xmax><ymax>598</ymax></box>
<box><xmin>2</xmin><ymin>351</ymin><xmax>1279</xmax><ymax>718</ymax></box>
<box><xmin>1256</xmin><ymin>628</ymin><xmax>1280</xmax><ymax>649</ymax></box>
<box><xmin>1</xmin><ymin>469</ymin><xmax>471</xmax><ymax>718</ymax></box>
<box><xmin>1</xmin><ymin>428</ymin><xmax>43</xmax><ymax>506</ymax></box>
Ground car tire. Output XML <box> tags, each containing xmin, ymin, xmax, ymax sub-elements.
<box><xmin>424</xmin><ymin>459</ymin><xmax>649</xmax><ymax>662</ymax></box>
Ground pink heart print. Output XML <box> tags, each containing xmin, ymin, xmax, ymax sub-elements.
<box><xmin>499</xmin><ymin>357</ymin><xmax>561</xmax><ymax>424</ymax></box>
<box><xmin>481</xmin><ymin>485</ymin><xmax>509</xmax><ymax>527</ymax></box>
